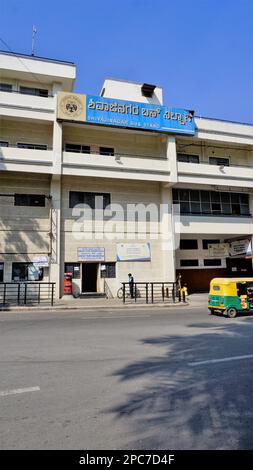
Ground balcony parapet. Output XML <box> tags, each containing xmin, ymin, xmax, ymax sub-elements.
<box><xmin>178</xmin><ymin>161</ymin><xmax>253</xmax><ymax>187</ymax></box>
<box><xmin>0</xmin><ymin>146</ymin><xmax>53</xmax><ymax>174</ymax></box>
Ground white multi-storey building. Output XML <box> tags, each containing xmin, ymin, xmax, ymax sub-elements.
<box><xmin>1</xmin><ymin>50</ymin><xmax>253</xmax><ymax>298</ymax></box>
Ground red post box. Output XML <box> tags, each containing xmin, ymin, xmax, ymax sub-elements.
<box><xmin>64</xmin><ymin>272</ymin><xmax>73</xmax><ymax>295</ymax></box>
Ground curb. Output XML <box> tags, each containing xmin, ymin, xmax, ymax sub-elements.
<box><xmin>0</xmin><ymin>302</ymin><xmax>189</xmax><ymax>313</ymax></box>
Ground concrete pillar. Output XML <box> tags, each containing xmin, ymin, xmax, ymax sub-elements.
<box><xmin>3</xmin><ymin>261</ymin><xmax>12</xmax><ymax>283</ymax></box>
<box><xmin>52</xmin><ymin>81</ymin><xmax>63</xmax><ymax>174</ymax></box>
<box><xmin>166</xmin><ymin>136</ymin><xmax>178</xmax><ymax>183</ymax></box>
<box><xmin>160</xmin><ymin>184</ymin><xmax>176</xmax><ymax>282</ymax></box>
<box><xmin>50</xmin><ymin>86</ymin><xmax>63</xmax><ymax>298</ymax></box>
<box><xmin>249</xmin><ymin>194</ymin><xmax>253</xmax><ymax>272</ymax></box>
<box><xmin>52</xmin><ymin>120</ymin><xmax>62</xmax><ymax>175</ymax></box>
<box><xmin>50</xmin><ymin>176</ymin><xmax>62</xmax><ymax>298</ymax></box>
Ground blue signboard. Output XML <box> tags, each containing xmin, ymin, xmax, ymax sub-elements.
<box><xmin>85</xmin><ymin>95</ymin><xmax>195</xmax><ymax>135</ymax></box>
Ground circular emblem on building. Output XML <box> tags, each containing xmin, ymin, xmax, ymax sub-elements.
<box><xmin>60</xmin><ymin>94</ymin><xmax>83</xmax><ymax>119</ymax></box>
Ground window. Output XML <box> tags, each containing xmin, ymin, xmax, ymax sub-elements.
<box><xmin>0</xmin><ymin>141</ymin><xmax>9</xmax><ymax>147</ymax></box>
<box><xmin>14</xmin><ymin>194</ymin><xmax>46</xmax><ymax>207</ymax></box>
<box><xmin>173</xmin><ymin>189</ymin><xmax>250</xmax><ymax>216</ymax></box>
<box><xmin>17</xmin><ymin>143</ymin><xmax>47</xmax><ymax>150</ymax></box>
<box><xmin>19</xmin><ymin>86</ymin><xmax>48</xmax><ymax>97</ymax></box>
<box><xmin>69</xmin><ymin>192</ymin><xmax>111</xmax><ymax>209</ymax></box>
<box><xmin>204</xmin><ymin>259</ymin><xmax>222</xmax><ymax>266</ymax></box>
<box><xmin>12</xmin><ymin>263</ymin><xmax>43</xmax><ymax>281</ymax></box>
<box><xmin>177</xmin><ymin>154</ymin><xmax>199</xmax><ymax>164</ymax></box>
<box><xmin>202</xmin><ymin>239</ymin><xmax>220</xmax><ymax>250</ymax></box>
<box><xmin>0</xmin><ymin>83</ymin><xmax>12</xmax><ymax>92</ymax></box>
<box><xmin>0</xmin><ymin>263</ymin><xmax>4</xmax><ymax>282</ymax></box>
<box><xmin>237</xmin><ymin>283</ymin><xmax>248</xmax><ymax>296</ymax></box>
<box><xmin>209</xmin><ymin>157</ymin><xmax>230</xmax><ymax>166</ymax></box>
<box><xmin>180</xmin><ymin>259</ymin><xmax>199</xmax><ymax>267</ymax></box>
<box><xmin>65</xmin><ymin>143</ymin><xmax>90</xmax><ymax>154</ymax></box>
<box><xmin>100</xmin><ymin>263</ymin><xmax>116</xmax><ymax>278</ymax></box>
<box><xmin>99</xmin><ymin>147</ymin><xmax>114</xmax><ymax>156</ymax></box>
<box><xmin>180</xmin><ymin>239</ymin><xmax>198</xmax><ymax>250</ymax></box>
<box><xmin>64</xmin><ymin>263</ymin><xmax>81</xmax><ymax>279</ymax></box>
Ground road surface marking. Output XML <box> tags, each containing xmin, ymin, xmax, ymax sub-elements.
<box><xmin>189</xmin><ymin>354</ymin><xmax>253</xmax><ymax>367</ymax></box>
<box><xmin>0</xmin><ymin>386</ymin><xmax>40</xmax><ymax>397</ymax></box>
<box><xmin>81</xmin><ymin>314</ymin><xmax>152</xmax><ymax>319</ymax></box>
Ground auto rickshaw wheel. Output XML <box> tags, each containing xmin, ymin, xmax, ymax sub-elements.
<box><xmin>227</xmin><ymin>308</ymin><xmax>237</xmax><ymax>318</ymax></box>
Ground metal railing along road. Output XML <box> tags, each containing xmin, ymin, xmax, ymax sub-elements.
<box><xmin>120</xmin><ymin>282</ymin><xmax>181</xmax><ymax>304</ymax></box>
<box><xmin>0</xmin><ymin>282</ymin><xmax>55</xmax><ymax>307</ymax></box>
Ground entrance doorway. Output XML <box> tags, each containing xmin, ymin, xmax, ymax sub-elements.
<box><xmin>82</xmin><ymin>263</ymin><xmax>98</xmax><ymax>293</ymax></box>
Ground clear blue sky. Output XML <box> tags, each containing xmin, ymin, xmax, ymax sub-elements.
<box><xmin>1</xmin><ymin>0</ymin><xmax>253</xmax><ymax>123</ymax></box>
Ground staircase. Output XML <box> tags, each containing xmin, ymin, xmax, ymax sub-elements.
<box><xmin>79</xmin><ymin>292</ymin><xmax>107</xmax><ymax>299</ymax></box>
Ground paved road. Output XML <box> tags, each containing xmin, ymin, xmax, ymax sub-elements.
<box><xmin>1</xmin><ymin>302</ymin><xmax>253</xmax><ymax>450</ymax></box>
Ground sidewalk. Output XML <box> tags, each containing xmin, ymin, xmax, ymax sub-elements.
<box><xmin>0</xmin><ymin>295</ymin><xmax>190</xmax><ymax>312</ymax></box>
<box><xmin>187</xmin><ymin>292</ymin><xmax>207</xmax><ymax>306</ymax></box>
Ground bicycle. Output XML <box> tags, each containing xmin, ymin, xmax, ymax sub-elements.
<box><xmin>117</xmin><ymin>286</ymin><xmax>141</xmax><ymax>299</ymax></box>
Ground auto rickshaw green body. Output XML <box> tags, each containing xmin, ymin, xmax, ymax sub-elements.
<box><xmin>208</xmin><ymin>277</ymin><xmax>253</xmax><ymax>317</ymax></box>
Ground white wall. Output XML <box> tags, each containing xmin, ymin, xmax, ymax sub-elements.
<box><xmin>101</xmin><ymin>79</ymin><xmax>163</xmax><ymax>105</ymax></box>
<box><xmin>0</xmin><ymin>52</ymin><xmax>75</xmax><ymax>90</ymax></box>
<box><xmin>60</xmin><ymin>176</ymin><xmax>175</xmax><ymax>296</ymax></box>
<box><xmin>0</xmin><ymin>119</ymin><xmax>53</xmax><ymax>147</ymax></box>
<box><xmin>0</xmin><ymin>172</ymin><xmax>51</xmax><ymax>283</ymax></box>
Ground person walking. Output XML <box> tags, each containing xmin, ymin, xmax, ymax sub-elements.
<box><xmin>176</xmin><ymin>273</ymin><xmax>182</xmax><ymax>298</ymax></box>
<box><xmin>176</xmin><ymin>273</ymin><xmax>182</xmax><ymax>291</ymax></box>
<box><xmin>128</xmin><ymin>273</ymin><xmax>134</xmax><ymax>299</ymax></box>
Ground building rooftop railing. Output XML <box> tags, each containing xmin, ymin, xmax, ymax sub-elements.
<box><xmin>0</xmin><ymin>49</ymin><xmax>75</xmax><ymax>66</ymax></box>
<box><xmin>196</xmin><ymin>115</ymin><xmax>253</xmax><ymax>127</ymax></box>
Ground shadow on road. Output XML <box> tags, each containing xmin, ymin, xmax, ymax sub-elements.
<box><xmin>110</xmin><ymin>320</ymin><xmax>253</xmax><ymax>449</ymax></box>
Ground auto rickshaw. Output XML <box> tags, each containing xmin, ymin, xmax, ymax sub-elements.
<box><xmin>208</xmin><ymin>278</ymin><xmax>253</xmax><ymax>318</ymax></box>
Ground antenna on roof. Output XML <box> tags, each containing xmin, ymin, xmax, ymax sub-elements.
<box><xmin>31</xmin><ymin>25</ymin><xmax>37</xmax><ymax>56</ymax></box>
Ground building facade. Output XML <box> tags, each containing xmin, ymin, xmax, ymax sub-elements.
<box><xmin>1</xmin><ymin>50</ymin><xmax>253</xmax><ymax>297</ymax></box>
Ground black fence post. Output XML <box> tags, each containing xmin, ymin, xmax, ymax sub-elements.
<box><xmin>151</xmin><ymin>283</ymin><xmax>154</xmax><ymax>303</ymax></box>
<box><xmin>17</xmin><ymin>283</ymin><xmax>20</xmax><ymax>305</ymax></box>
<box><xmin>172</xmin><ymin>284</ymin><xmax>176</xmax><ymax>303</ymax></box>
<box><xmin>51</xmin><ymin>284</ymin><xmax>54</xmax><ymax>306</ymax></box>
<box><xmin>24</xmin><ymin>283</ymin><xmax>27</xmax><ymax>305</ymax></box>
<box><xmin>123</xmin><ymin>283</ymin><xmax>125</xmax><ymax>303</ymax></box>
<box><xmin>38</xmin><ymin>283</ymin><xmax>41</xmax><ymax>304</ymax></box>
<box><xmin>145</xmin><ymin>283</ymin><xmax>149</xmax><ymax>304</ymax></box>
<box><xmin>178</xmin><ymin>289</ymin><xmax>181</xmax><ymax>302</ymax></box>
<box><xmin>3</xmin><ymin>283</ymin><xmax>6</xmax><ymax>306</ymax></box>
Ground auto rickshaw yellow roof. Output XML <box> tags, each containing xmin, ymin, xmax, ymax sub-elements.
<box><xmin>211</xmin><ymin>277</ymin><xmax>253</xmax><ymax>285</ymax></box>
